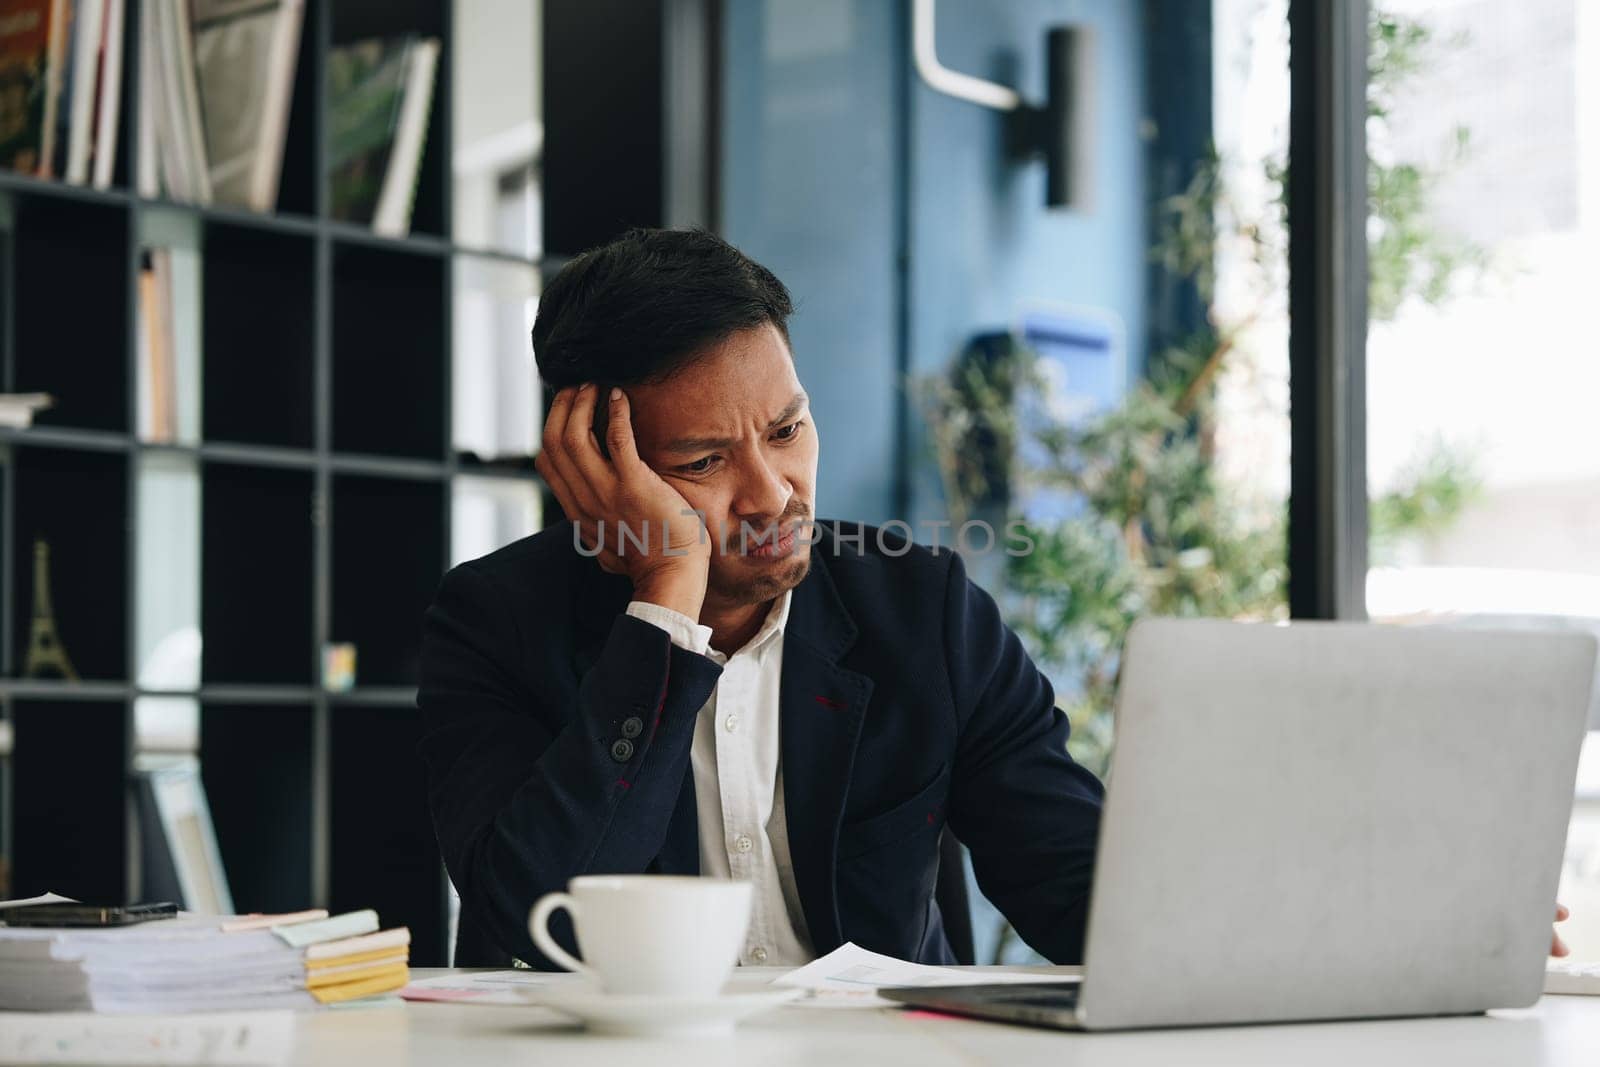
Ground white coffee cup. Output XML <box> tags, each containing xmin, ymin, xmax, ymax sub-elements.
<box><xmin>528</xmin><ymin>875</ymin><xmax>754</xmax><ymax>996</ymax></box>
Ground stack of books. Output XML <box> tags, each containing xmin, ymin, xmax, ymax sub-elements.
<box><xmin>0</xmin><ymin>0</ymin><xmax>126</xmax><ymax>186</ymax></box>
<box><xmin>0</xmin><ymin>0</ymin><xmax>440</xmax><ymax>232</ymax></box>
<box><xmin>0</xmin><ymin>907</ymin><xmax>410</xmax><ymax>1012</ymax></box>
<box><xmin>140</xmin><ymin>0</ymin><xmax>305</xmax><ymax>210</ymax></box>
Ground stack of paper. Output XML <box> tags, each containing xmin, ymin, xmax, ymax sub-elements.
<box><xmin>0</xmin><ymin>908</ymin><xmax>410</xmax><ymax>1013</ymax></box>
<box><xmin>774</xmin><ymin>942</ymin><xmax>1082</xmax><ymax>1008</ymax></box>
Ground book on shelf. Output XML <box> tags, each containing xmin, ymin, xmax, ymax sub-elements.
<box><xmin>326</xmin><ymin>34</ymin><xmax>438</xmax><ymax>236</ymax></box>
<box><xmin>136</xmin><ymin>244</ymin><xmax>200</xmax><ymax>443</ymax></box>
<box><xmin>191</xmin><ymin>0</ymin><xmax>303</xmax><ymax>211</ymax></box>
<box><xmin>57</xmin><ymin>0</ymin><xmax>101</xmax><ymax>182</ymax></box>
<box><xmin>0</xmin><ymin>391</ymin><xmax>54</xmax><ymax>428</ymax></box>
<box><xmin>137</xmin><ymin>249</ymin><xmax>175</xmax><ymax>442</ymax></box>
<box><xmin>144</xmin><ymin>0</ymin><xmax>211</xmax><ymax>203</ymax></box>
<box><xmin>0</xmin><ymin>904</ymin><xmax>412</xmax><ymax>1012</ymax></box>
<box><xmin>133</xmin><ymin>0</ymin><xmax>153</xmax><ymax>194</ymax></box>
<box><xmin>88</xmin><ymin>0</ymin><xmax>122</xmax><ymax>188</ymax></box>
<box><xmin>1</xmin><ymin>0</ymin><xmax>125</xmax><ymax>186</ymax></box>
<box><xmin>139</xmin><ymin>0</ymin><xmax>302</xmax><ymax>210</ymax></box>
<box><xmin>0</xmin><ymin>0</ymin><xmax>68</xmax><ymax>176</ymax></box>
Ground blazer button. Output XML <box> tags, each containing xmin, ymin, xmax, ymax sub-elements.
<box><xmin>610</xmin><ymin>738</ymin><xmax>635</xmax><ymax>763</ymax></box>
<box><xmin>621</xmin><ymin>716</ymin><xmax>644</xmax><ymax>739</ymax></box>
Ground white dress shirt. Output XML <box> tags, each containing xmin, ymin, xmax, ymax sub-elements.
<box><xmin>625</xmin><ymin>595</ymin><xmax>815</xmax><ymax>967</ymax></box>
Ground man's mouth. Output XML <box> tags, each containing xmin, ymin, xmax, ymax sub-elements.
<box><xmin>743</xmin><ymin>521</ymin><xmax>801</xmax><ymax>560</ymax></box>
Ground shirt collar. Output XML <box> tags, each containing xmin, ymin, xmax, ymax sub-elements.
<box><xmin>711</xmin><ymin>590</ymin><xmax>792</xmax><ymax>664</ymax></box>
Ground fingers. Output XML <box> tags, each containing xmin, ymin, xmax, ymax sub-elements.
<box><xmin>535</xmin><ymin>447</ymin><xmax>591</xmax><ymax>534</ymax></box>
<box><xmin>563</xmin><ymin>383</ymin><xmax>619</xmax><ymax>490</ymax></box>
<box><xmin>535</xmin><ymin>401</ymin><xmax>586</xmax><ymax>521</ymax></box>
<box><xmin>1556</xmin><ymin>903</ymin><xmax>1570</xmax><ymax>923</ymax></box>
<box><xmin>605</xmin><ymin>388</ymin><xmax>643</xmax><ymax>470</ymax></box>
<box><xmin>1552</xmin><ymin>931</ymin><xmax>1569</xmax><ymax>958</ymax></box>
<box><xmin>541</xmin><ymin>386</ymin><xmax>605</xmax><ymax>518</ymax></box>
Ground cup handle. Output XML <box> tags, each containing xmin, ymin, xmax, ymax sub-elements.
<box><xmin>528</xmin><ymin>891</ymin><xmax>599</xmax><ymax>981</ymax></box>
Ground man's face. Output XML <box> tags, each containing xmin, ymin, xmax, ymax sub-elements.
<box><xmin>626</xmin><ymin>324</ymin><xmax>818</xmax><ymax>608</ymax></box>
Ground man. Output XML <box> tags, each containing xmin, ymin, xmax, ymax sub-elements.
<box><xmin>420</xmin><ymin>229</ymin><xmax>1572</xmax><ymax>968</ymax></box>
<box><xmin>418</xmin><ymin>227</ymin><xmax>1103</xmax><ymax>968</ymax></box>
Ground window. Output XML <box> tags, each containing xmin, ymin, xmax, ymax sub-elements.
<box><xmin>1362</xmin><ymin>0</ymin><xmax>1600</xmax><ymax>958</ymax></box>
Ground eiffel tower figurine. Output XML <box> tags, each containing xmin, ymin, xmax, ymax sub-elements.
<box><xmin>23</xmin><ymin>539</ymin><xmax>79</xmax><ymax>682</ymax></box>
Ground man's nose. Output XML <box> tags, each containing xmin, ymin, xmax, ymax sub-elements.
<box><xmin>732</xmin><ymin>454</ymin><xmax>792</xmax><ymax>523</ymax></box>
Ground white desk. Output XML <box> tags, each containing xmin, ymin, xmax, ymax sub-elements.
<box><xmin>283</xmin><ymin>967</ymin><xmax>1600</xmax><ymax>1066</ymax></box>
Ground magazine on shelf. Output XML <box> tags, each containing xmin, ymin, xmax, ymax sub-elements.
<box><xmin>35</xmin><ymin>0</ymin><xmax>68</xmax><ymax>177</ymax></box>
<box><xmin>143</xmin><ymin>0</ymin><xmax>211</xmax><ymax>202</ymax></box>
<box><xmin>370</xmin><ymin>36</ymin><xmax>436</xmax><ymax>236</ymax></box>
<box><xmin>133</xmin><ymin>0</ymin><xmax>155</xmax><ymax>193</ymax></box>
<box><xmin>60</xmin><ymin>0</ymin><xmax>101</xmax><ymax>183</ymax></box>
<box><xmin>191</xmin><ymin>0</ymin><xmax>303</xmax><ymax>211</ymax></box>
<box><xmin>0</xmin><ymin>0</ymin><xmax>66</xmax><ymax>175</ymax></box>
<box><xmin>88</xmin><ymin>0</ymin><xmax>121</xmax><ymax>188</ymax></box>
<box><xmin>326</xmin><ymin>34</ymin><xmax>437</xmax><ymax>234</ymax></box>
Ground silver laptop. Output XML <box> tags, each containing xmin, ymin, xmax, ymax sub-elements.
<box><xmin>883</xmin><ymin>619</ymin><xmax>1598</xmax><ymax>1030</ymax></box>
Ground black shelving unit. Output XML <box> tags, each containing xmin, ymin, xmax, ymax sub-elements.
<box><xmin>0</xmin><ymin>0</ymin><xmax>545</xmax><ymax>966</ymax></box>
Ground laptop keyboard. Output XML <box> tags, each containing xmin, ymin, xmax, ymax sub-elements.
<box><xmin>991</xmin><ymin>991</ymin><xmax>1083</xmax><ymax>1009</ymax></box>
<box><xmin>924</xmin><ymin>983</ymin><xmax>1081</xmax><ymax>1008</ymax></box>
<box><xmin>1546</xmin><ymin>961</ymin><xmax>1600</xmax><ymax>996</ymax></box>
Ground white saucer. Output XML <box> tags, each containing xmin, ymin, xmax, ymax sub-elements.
<box><xmin>516</xmin><ymin>985</ymin><xmax>804</xmax><ymax>1037</ymax></box>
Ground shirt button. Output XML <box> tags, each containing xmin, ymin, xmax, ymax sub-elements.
<box><xmin>609</xmin><ymin>738</ymin><xmax>635</xmax><ymax>763</ymax></box>
<box><xmin>724</xmin><ymin>714</ymin><xmax>739</xmax><ymax>732</ymax></box>
<box><xmin>732</xmin><ymin>834</ymin><xmax>753</xmax><ymax>854</ymax></box>
<box><xmin>750</xmin><ymin>946</ymin><xmax>769</xmax><ymax>963</ymax></box>
<box><xmin>620</xmin><ymin>716</ymin><xmax>644</xmax><ymax>739</ymax></box>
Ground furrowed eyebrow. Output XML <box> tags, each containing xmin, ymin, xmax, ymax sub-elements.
<box><xmin>663</xmin><ymin>393</ymin><xmax>809</xmax><ymax>454</ymax></box>
<box><xmin>767</xmin><ymin>393</ymin><xmax>809</xmax><ymax>430</ymax></box>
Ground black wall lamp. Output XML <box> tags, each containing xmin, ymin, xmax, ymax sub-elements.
<box><xmin>911</xmin><ymin>0</ymin><xmax>1093</xmax><ymax>208</ymax></box>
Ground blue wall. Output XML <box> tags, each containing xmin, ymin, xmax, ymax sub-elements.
<box><xmin>721</xmin><ymin>0</ymin><xmax>1148</xmax><ymax>528</ymax></box>
<box><xmin>721</xmin><ymin>0</ymin><xmax>905</xmax><ymax>525</ymax></box>
<box><xmin>906</xmin><ymin>0</ymin><xmax>1147</xmax><ymax>526</ymax></box>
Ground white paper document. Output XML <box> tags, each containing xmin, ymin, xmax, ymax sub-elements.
<box><xmin>400</xmin><ymin>969</ymin><xmax>588</xmax><ymax>1006</ymax></box>
<box><xmin>773</xmin><ymin>942</ymin><xmax>1081</xmax><ymax>1008</ymax></box>
<box><xmin>0</xmin><ymin>1011</ymin><xmax>294</xmax><ymax>1065</ymax></box>
<box><xmin>0</xmin><ymin>892</ymin><xmax>78</xmax><ymax>913</ymax></box>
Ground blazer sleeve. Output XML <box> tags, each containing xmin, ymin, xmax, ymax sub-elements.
<box><xmin>941</xmin><ymin>551</ymin><xmax>1105</xmax><ymax>964</ymax></box>
<box><xmin>417</xmin><ymin>561</ymin><xmax>722</xmax><ymax>964</ymax></box>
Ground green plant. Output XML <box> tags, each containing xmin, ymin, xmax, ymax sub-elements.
<box><xmin>1368</xmin><ymin>8</ymin><xmax>1487</xmax><ymax>321</ymax></box>
<box><xmin>920</xmin><ymin>5</ymin><xmax>1485</xmax><ymax>787</ymax></box>
<box><xmin>1370</xmin><ymin>436</ymin><xmax>1484</xmax><ymax>564</ymax></box>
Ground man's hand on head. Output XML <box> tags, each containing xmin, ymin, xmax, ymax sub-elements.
<box><xmin>535</xmin><ymin>383</ymin><xmax>712</xmax><ymax>620</ymax></box>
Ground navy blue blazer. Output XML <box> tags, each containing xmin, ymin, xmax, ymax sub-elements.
<box><xmin>417</xmin><ymin>520</ymin><xmax>1105</xmax><ymax>966</ymax></box>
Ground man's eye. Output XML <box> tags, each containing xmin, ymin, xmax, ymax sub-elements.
<box><xmin>773</xmin><ymin>421</ymin><xmax>803</xmax><ymax>441</ymax></box>
<box><xmin>681</xmin><ymin>456</ymin><xmax>718</xmax><ymax>474</ymax></box>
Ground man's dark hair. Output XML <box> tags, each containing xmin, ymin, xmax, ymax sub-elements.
<box><xmin>531</xmin><ymin>227</ymin><xmax>794</xmax><ymax>389</ymax></box>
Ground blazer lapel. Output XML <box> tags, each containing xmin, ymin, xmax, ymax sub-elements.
<box><xmin>780</xmin><ymin>543</ymin><xmax>873</xmax><ymax>954</ymax></box>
